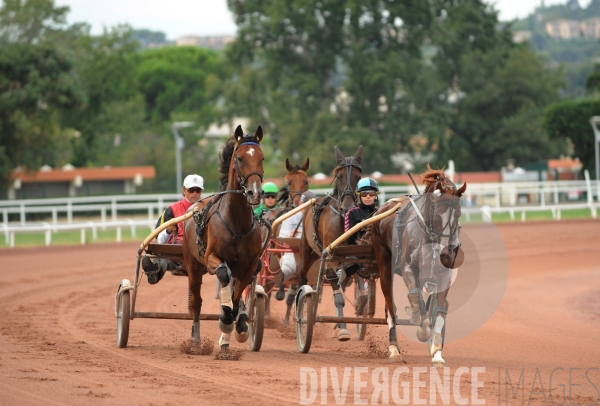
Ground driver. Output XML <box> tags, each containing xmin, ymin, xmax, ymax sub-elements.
<box><xmin>142</xmin><ymin>174</ymin><xmax>204</xmax><ymax>284</ymax></box>
<box><xmin>253</xmin><ymin>182</ymin><xmax>279</xmax><ymax>216</ymax></box>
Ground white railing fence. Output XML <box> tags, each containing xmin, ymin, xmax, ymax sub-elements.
<box><xmin>1</xmin><ymin>176</ymin><xmax>598</xmax><ymax>248</ymax></box>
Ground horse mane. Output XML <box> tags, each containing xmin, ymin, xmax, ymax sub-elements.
<box><xmin>277</xmin><ymin>185</ymin><xmax>289</xmax><ymax>205</ymax></box>
<box><xmin>421</xmin><ymin>164</ymin><xmax>447</xmax><ymax>193</ymax></box>
<box><xmin>218</xmin><ymin>134</ymin><xmax>261</xmax><ymax>190</ymax></box>
<box><xmin>356</xmin><ymin>225</ymin><xmax>372</xmax><ymax>245</ymax></box>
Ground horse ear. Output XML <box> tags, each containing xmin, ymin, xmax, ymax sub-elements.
<box><xmin>354</xmin><ymin>145</ymin><xmax>364</xmax><ymax>165</ymax></box>
<box><xmin>456</xmin><ymin>182</ymin><xmax>467</xmax><ymax>197</ymax></box>
<box><xmin>254</xmin><ymin>125</ymin><xmax>263</xmax><ymax>142</ymax></box>
<box><xmin>234</xmin><ymin>125</ymin><xmax>244</xmax><ymax>142</ymax></box>
<box><xmin>302</xmin><ymin>157</ymin><xmax>310</xmax><ymax>172</ymax></box>
<box><xmin>286</xmin><ymin>158</ymin><xmax>293</xmax><ymax>171</ymax></box>
<box><xmin>334</xmin><ymin>146</ymin><xmax>344</xmax><ymax>165</ymax></box>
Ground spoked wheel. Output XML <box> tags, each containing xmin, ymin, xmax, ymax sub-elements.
<box><xmin>248</xmin><ymin>294</ymin><xmax>265</xmax><ymax>352</ymax></box>
<box><xmin>296</xmin><ymin>293</ymin><xmax>314</xmax><ymax>353</ymax></box>
<box><xmin>116</xmin><ymin>290</ymin><xmax>130</xmax><ymax>348</ymax></box>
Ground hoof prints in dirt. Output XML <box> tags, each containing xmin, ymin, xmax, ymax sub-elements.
<box><xmin>180</xmin><ymin>337</ymin><xmax>214</xmax><ymax>355</ymax></box>
<box><xmin>264</xmin><ymin>316</ymin><xmax>281</xmax><ymax>329</ymax></box>
<box><xmin>215</xmin><ymin>347</ymin><xmax>244</xmax><ymax>361</ymax></box>
<box><xmin>276</xmin><ymin>324</ymin><xmax>295</xmax><ymax>339</ymax></box>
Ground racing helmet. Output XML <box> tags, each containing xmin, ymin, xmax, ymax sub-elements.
<box><xmin>262</xmin><ymin>182</ymin><xmax>279</xmax><ymax>195</ymax></box>
<box><xmin>356</xmin><ymin>177</ymin><xmax>379</xmax><ymax>193</ymax></box>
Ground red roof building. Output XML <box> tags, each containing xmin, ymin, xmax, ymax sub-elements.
<box><xmin>4</xmin><ymin>166</ymin><xmax>156</xmax><ymax>200</ymax></box>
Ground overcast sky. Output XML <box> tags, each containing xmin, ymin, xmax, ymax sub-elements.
<box><xmin>55</xmin><ymin>0</ymin><xmax>591</xmax><ymax>40</ymax></box>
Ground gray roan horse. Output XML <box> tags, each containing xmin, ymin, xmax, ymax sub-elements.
<box><xmin>182</xmin><ymin>125</ymin><xmax>266</xmax><ymax>350</ymax></box>
<box><xmin>366</xmin><ymin>168</ymin><xmax>466</xmax><ymax>364</ymax></box>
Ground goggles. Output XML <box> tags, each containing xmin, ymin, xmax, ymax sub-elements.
<box><xmin>264</xmin><ymin>194</ymin><xmax>277</xmax><ymax>199</ymax></box>
<box><xmin>358</xmin><ymin>191</ymin><xmax>378</xmax><ymax>197</ymax></box>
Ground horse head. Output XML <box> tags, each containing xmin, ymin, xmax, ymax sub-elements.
<box><xmin>333</xmin><ymin>145</ymin><xmax>363</xmax><ymax>214</ymax></box>
<box><xmin>283</xmin><ymin>157</ymin><xmax>310</xmax><ymax>207</ymax></box>
<box><xmin>428</xmin><ymin>182</ymin><xmax>467</xmax><ymax>269</ymax></box>
<box><xmin>230</xmin><ymin>125</ymin><xmax>265</xmax><ymax>205</ymax></box>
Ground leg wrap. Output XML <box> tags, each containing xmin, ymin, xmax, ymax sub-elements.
<box><xmin>286</xmin><ymin>285</ymin><xmax>297</xmax><ymax>307</ymax></box>
<box><xmin>215</xmin><ymin>262</ymin><xmax>232</xmax><ymax>287</ymax></box>
<box><xmin>408</xmin><ymin>288</ymin><xmax>426</xmax><ymax>314</ymax></box>
<box><xmin>219</xmin><ymin>332</ymin><xmax>231</xmax><ymax>349</ymax></box>
<box><xmin>334</xmin><ymin>291</ymin><xmax>345</xmax><ymax>308</ymax></box>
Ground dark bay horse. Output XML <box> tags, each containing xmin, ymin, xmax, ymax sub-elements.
<box><xmin>182</xmin><ymin>125</ymin><xmax>265</xmax><ymax>350</ymax></box>
<box><xmin>297</xmin><ymin>146</ymin><xmax>363</xmax><ymax>339</ymax></box>
<box><xmin>367</xmin><ymin>168</ymin><xmax>466</xmax><ymax>364</ymax></box>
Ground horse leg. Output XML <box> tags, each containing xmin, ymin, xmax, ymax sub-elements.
<box><xmin>283</xmin><ymin>282</ymin><xmax>297</xmax><ymax>327</ymax></box>
<box><xmin>332</xmin><ymin>274</ymin><xmax>350</xmax><ymax>341</ymax></box>
<box><xmin>403</xmin><ymin>249</ymin><xmax>430</xmax><ymax>342</ymax></box>
<box><xmin>430</xmin><ymin>288</ymin><xmax>449</xmax><ymax>367</ymax></box>
<box><xmin>188</xmin><ymin>277</ymin><xmax>202</xmax><ymax>341</ymax></box>
<box><xmin>234</xmin><ymin>296</ymin><xmax>249</xmax><ymax>343</ymax></box>
<box><xmin>207</xmin><ymin>253</ymin><xmax>235</xmax><ymax>334</ymax></box>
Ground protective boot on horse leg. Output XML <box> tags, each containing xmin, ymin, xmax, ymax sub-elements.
<box><xmin>325</xmin><ymin>264</ymin><xmax>356</xmax><ymax>341</ymax></box>
<box><xmin>215</xmin><ymin>262</ymin><xmax>235</xmax><ymax>334</ymax></box>
<box><xmin>234</xmin><ymin>299</ymin><xmax>249</xmax><ymax>343</ymax></box>
<box><xmin>404</xmin><ymin>261</ymin><xmax>431</xmax><ymax>342</ymax></box>
<box><xmin>282</xmin><ymin>283</ymin><xmax>297</xmax><ymax>327</ymax></box>
<box><xmin>429</xmin><ymin>303</ymin><xmax>447</xmax><ymax>367</ymax></box>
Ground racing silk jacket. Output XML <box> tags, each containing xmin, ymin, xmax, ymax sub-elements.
<box><xmin>344</xmin><ymin>202</ymin><xmax>378</xmax><ymax>245</ymax></box>
<box><xmin>155</xmin><ymin>198</ymin><xmax>193</xmax><ymax>244</ymax></box>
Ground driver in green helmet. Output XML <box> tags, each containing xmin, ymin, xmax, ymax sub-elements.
<box><xmin>254</xmin><ymin>182</ymin><xmax>279</xmax><ymax>216</ymax></box>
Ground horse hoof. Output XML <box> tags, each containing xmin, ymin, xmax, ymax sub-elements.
<box><xmin>432</xmin><ymin>351</ymin><xmax>446</xmax><ymax>368</ymax></box>
<box><xmin>219</xmin><ymin>319</ymin><xmax>235</xmax><ymax>333</ymax></box>
<box><xmin>234</xmin><ymin>329</ymin><xmax>249</xmax><ymax>343</ymax></box>
<box><xmin>416</xmin><ymin>319</ymin><xmax>431</xmax><ymax>342</ymax></box>
<box><xmin>220</xmin><ymin>344</ymin><xmax>229</xmax><ymax>351</ymax></box>
<box><xmin>388</xmin><ymin>345</ymin><xmax>402</xmax><ymax>363</ymax></box>
<box><xmin>337</xmin><ymin>328</ymin><xmax>351</xmax><ymax>341</ymax></box>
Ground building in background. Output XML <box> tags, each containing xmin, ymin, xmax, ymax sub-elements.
<box><xmin>176</xmin><ymin>35</ymin><xmax>235</xmax><ymax>50</ymax></box>
<box><xmin>3</xmin><ymin>165</ymin><xmax>156</xmax><ymax>200</ymax></box>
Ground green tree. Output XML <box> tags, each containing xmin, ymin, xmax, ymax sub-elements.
<box><xmin>136</xmin><ymin>46</ymin><xmax>220</xmax><ymax>124</ymax></box>
<box><xmin>0</xmin><ymin>42</ymin><xmax>82</xmax><ymax>184</ymax></box>
<box><xmin>0</xmin><ymin>0</ymin><xmax>69</xmax><ymax>44</ymax></box>
<box><xmin>544</xmin><ymin>98</ymin><xmax>600</xmax><ymax>177</ymax></box>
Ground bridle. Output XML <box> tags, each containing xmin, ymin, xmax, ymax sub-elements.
<box><xmin>233</xmin><ymin>140</ymin><xmax>264</xmax><ymax>197</ymax></box>
<box><xmin>284</xmin><ymin>169</ymin><xmax>309</xmax><ymax>207</ymax></box>
<box><xmin>331</xmin><ymin>156</ymin><xmax>362</xmax><ymax>208</ymax></box>
<box><xmin>409</xmin><ymin>180</ymin><xmax>461</xmax><ymax>242</ymax></box>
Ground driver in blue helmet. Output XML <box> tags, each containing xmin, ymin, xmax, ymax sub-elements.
<box><xmin>326</xmin><ymin>177</ymin><xmax>380</xmax><ymax>340</ymax></box>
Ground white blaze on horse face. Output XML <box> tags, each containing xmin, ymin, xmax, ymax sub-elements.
<box><xmin>252</xmin><ymin>179</ymin><xmax>259</xmax><ymax>198</ymax></box>
<box><xmin>246</xmin><ymin>147</ymin><xmax>255</xmax><ymax>157</ymax></box>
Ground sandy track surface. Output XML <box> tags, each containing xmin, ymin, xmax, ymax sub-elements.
<box><xmin>0</xmin><ymin>220</ymin><xmax>599</xmax><ymax>405</ymax></box>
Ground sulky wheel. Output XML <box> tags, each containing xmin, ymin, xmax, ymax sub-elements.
<box><xmin>248</xmin><ymin>294</ymin><xmax>265</xmax><ymax>352</ymax></box>
<box><xmin>296</xmin><ymin>293</ymin><xmax>315</xmax><ymax>353</ymax></box>
<box><xmin>116</xmin><ymin>289</ymin><xmax>130</xmax><ymax>348</ymax></box>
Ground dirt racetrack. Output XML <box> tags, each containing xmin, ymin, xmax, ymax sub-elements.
<box><xmin>0</xmin><ymin>220</ymin><xmax>599</xmax><ymax>405</ymax></box>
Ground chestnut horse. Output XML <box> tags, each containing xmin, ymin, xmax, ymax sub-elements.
<box><xmin>297</xmin><ymin>146</ymin><xmax>363</xmax><ymax>339</ymax></box>
<box><xmin>260</xmin><ymin>158</ymin><xmax>310</xmax><ymax>319</ymax></box>
<box><xmin>182</xmin><ymin>125</ymin><xmax>266</xmax><ymax>350</ymax></box>
<box><xmin>367</xmin><ymin>168</ymin><xmax>466</xmax><ymax>363</ymax></box>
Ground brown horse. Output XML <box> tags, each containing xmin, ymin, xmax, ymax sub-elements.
<box><xmin>260</xmin><ymin>158</ymin><xmax>311</xmax><ymax>319</ymax></box>
<box><xmin>182</xmin><ymin>125</ymin><xmax>266</xmax><ymax>350</ymax></box>
<box><xmin>367</xmin><ymin>168</ymin><xmax>466</xmax><ymax>363</ymax></box>
<box><xmin>297</xmin><ymin>146</ymin><xmax>363</xmax><ymax>339</ymax></box>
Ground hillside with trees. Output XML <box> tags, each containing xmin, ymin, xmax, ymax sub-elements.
<box><xmin>0</xmin><ymin>0</ymin><xmax>598</xmax><ymax>195</ymax></box>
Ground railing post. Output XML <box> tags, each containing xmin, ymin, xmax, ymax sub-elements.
<box><xmin>88</xmin><ymin>221</ymin><xmax>97</xmax><ymax>240</ymax></box>
<box><xmin>10</xmin><ymin>231</ymin><xmax>15</xmax><ymax>248</ymax></box>
<box><xmin>116</xmin><ymin>227</ymin><xmax>122</xmax><ymax>242</ymax></box>
<box><xmin>557</xmin><ymin>209</ymin><xmax>561</xmax><ymax>221</ymax></box>
<box><xmin>111</xmin><ymin>198</ymin><xmax>117</xmax><ymax>221</ymax></box>
<box><xmin>553</xmin><ymin>182</ymin><xmax>559</xmax><ymax>204</ymax></box>
<box><xmin>2</xmin><ymin>209</ymin><xmax>7</xmax><ymax>226</ymax></box>
<box><xmin>101</xmin><ymin>207</ymin><xmax>107</xmax><ymax>230</ymax></box>
<box><xmin>521</xmin><ymin>211</ymin><xmax>526</xmax><ymax>222</ymax></box>
<box><xmin>67</xmin><ymin>200</ymin><xmax>73</xmax><ymax>223</ymax></box>
<box><xmin>148</xmin><ymin>206</ymin><xmax>153</xmax><ymax>221</ymax></box>
<box><xmin>20</xmin><ymin>203</ymin><xmax>25</xmax><ymax>225</ymax></box>
<box><xmin>44</xmin><ymin>222</ymin><xmax>51</xmax><ymax>246</ymax></box>
<box><xmin>80</xmin><ymin>228</ymin><xmax>86</xmax><ymax>245</ymax></box>
<box><xmin>52</xmin><ymin>208</ymin><xmax>58</xmax><ymax>227</ymax></box>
